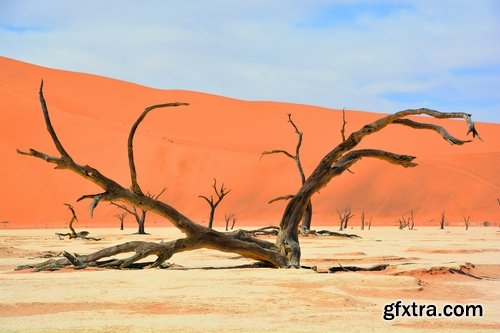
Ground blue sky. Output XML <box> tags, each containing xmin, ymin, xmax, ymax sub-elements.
<box><xmin>1</xmin><ymin>0</ymin><xmax>499</xmax><ymax>123</ymax></box>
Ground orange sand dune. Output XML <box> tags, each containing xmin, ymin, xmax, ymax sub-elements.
<box><xmin>0</xmin><ymin>56</ymin><xmax>498</xmax><ymax>229</ymax></box>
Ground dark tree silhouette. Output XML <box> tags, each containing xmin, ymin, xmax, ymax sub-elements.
<box><xmin>262</xmin><ymin>114</ymin><xmax>313</xmax><ymax>230</ymax></box>
<box><xmin>110</xmin><ymin>188</ymin><xmax>166</xmax><ymax>234</ymax></box>
<box><xmin>463</xmin><ymin>215</ymin><xmax>471</xmax><ymax>230</ymax></box>
<box><xmin>199</xmin><ymin>179</ymin><xmax>231</xmax><ymax>229</ymax></box>
<box><xmin>114</xmin><ymin>212</ymin><xmax>127</xmax><ymax>231</ymax></box>
<box><xmin>55</xmin><ymin>203</ymin><xmax>100</xmax><ymax>241</ymax></box>
<box><xmin>440</xmin><ymin>211</ymin><xmax>446</xmax><ymax>229</ymax></box>
<box><xmin>17</xmin><ymin>81</ymin><xmax>480</xmax><ymax>270</ymax></box>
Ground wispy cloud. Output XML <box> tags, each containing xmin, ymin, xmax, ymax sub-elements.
<box><xmin>0</xmin><ymin>0</ymin><xmax>498</xmax><ymax>122</ymax></box>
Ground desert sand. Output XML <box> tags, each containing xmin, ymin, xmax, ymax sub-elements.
<box><xmin>1</xmin><ymin>56</ymin><xmax>499</xmax><ymax>229</ymax></box>
<box><xmin>0</xmin><ymin>226</ymin><xmax>498</xmax><ymax>332</ymax></box>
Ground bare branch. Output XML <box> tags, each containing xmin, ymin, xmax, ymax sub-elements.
<box><xmin>109</xmin><ymin>202</ymin><xmax>136</xmax><ymax>216</ymax></box>
<box><xmin>268</xmin><ymin>194</ymin><xmax>295</xmax><ymax>204</ymax></box>
<box><xmin>340</xmin><ymin>108</ymin><xmax>347</xmax><ymax>142</ymax></box>
<box><xmin>330</xmin><ymin>149</ymin><xmax>417</xmax><ymax>179</ymax></box>
<box><xmin>150</xmin><ymin>187</ymin><xmax>167</xmax><ymax>200</ymax></box>
<box><xmin>198</xmin><ymin>195</ymin><xmax>214</xmax><ymax>205</ymax></box>
<box><xmin>261</xmin><ymin>149</ymin><xmax>295</xmax><ymax>160</ymax></box>
<box><xmin>393</xmin><ymin>119</ymin><xmax>471</xmax><ymax>145</ymax></box>
<box><xmin>77</xmin><ymin>192</ymin><xmax>114</xmax><ymax>218</ymax></box>
<box><xmin>128</xmin><ymin>102</ymin><xmax>189</xmax><ymax>195</ymax></box>
<box><xmin>38</xmin><ymin>80</ymin><xmax>72</xmax><ymax>158</ymax></box>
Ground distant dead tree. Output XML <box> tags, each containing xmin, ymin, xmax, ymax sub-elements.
<box><xmin>224</xmin><ymin>213</ymin><xmax>237</xmax><ymax>231</ymax></box>
<box><xmin>111</xmin><ymin>188</ymin><xmax>166</xmax><ymax>234</ymax></box>
<box><xmin>398</xmin><ymin>211</ymin><xmax>415</xmax><ymax>230</ymax></box>
<box><xmin>55</xmin><ymin>203</ymin><xmax>100</xmax><ymax>240</ymax></box>
<box><xmin>360</xmin><ymin>209</ymin><xmax>366</xmax><ymax>230</ymax></box>
<box><xmin>338</xmin><ymin>208</ymin><xmax>354</xmax><ymax>231</ymax></box>
<box><xmin>360</xmin><ymin>209</ymin><xmax>373</xmax><ymax>230</ymax></box>
<box><xmin>114</xmin><ymin>212</ymin><xmax>127</xmax><ymax>231</ymax></box>
<box><xmin>463</xmin><ymin>215</ymin><xmax>470</xmax><ymax>230</ymax></box>
<box><xmin>199</xmin><ymin>178</ymin><xmax>231</xmax><ymax>229</ymax></box>
<box><xmin>16</xmin><ymin>82</ymin><xmax>481</xmax><ymax>271</ymax></box>
<box><xmin>440</xmin><ymin>211</ymin><xmax>446</xmax><ymax>229</ymax></box>
<box><xmin>262</xmin><ymin>113</ymin><xmax>313</xmax><ymax>230</ymax></box>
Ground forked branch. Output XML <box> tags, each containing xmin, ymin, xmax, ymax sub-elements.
<box><xmin>199</xmin><ymin>178</ymin><xmax>231</xmax><ymax>229</ymax></box>
<box><xmin>277</xmin><ymin>108</ymin><xmax>480</xmax><ymax>268</ymax></box>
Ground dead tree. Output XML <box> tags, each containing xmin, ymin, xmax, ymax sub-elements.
<box><xmin>199</xmin><ymin>179</ymin><xmax>231</xmax><ymax>229</ymax></box>
<box><xmin>55</xmin><ymin>203</ymin><xmax>100</xmax><ymax>241</ymax></box>
<box><xmin>360</xmin><ymin>209</ymin><xmax>365</xmax><ymax>230</ymax></box>
<box><xmin>262</xmin><ymin>114</ymin><xmax>313</xmax><ymax>230</ymax></box>
<box><xmin>110</xmin><ymin>188</ymin><xmax>166</xmax><ymax>234</ymax></box>
<box><xmin>225</xmin><ymin>213</ymin><xmax>237</xmax><ymax>231</ymax></box>
<box><xmin>16</xmin><ymin>81</ymin><xmax>480</xmax><ymax>270</ymax></box>
<box><xmin>398</xmin><ymin>211</ymin><xmax>415</xmax><ymax>230</ymax></box>
<box><xmin>337</xmin><ymin>208</ymin><xmax>353</xmax><ymax>231</ymax></box>
<box><xmin>361</xmin><ymin>212</ymin><xmax>372</xmax><ymax>230</ymax></box>
<box><xmin>463</xmin><ymin>215</ymin><xmax>470</xmax><ymax>230</ymax></box>
<box><xmin>114</xmin><ymin>212</ymin><xmax>127</xmax><ymax>231</ymax></box>
<box><xmin>440</xmin><ymin>211</ymin><xmax>446</xmax><ymax>229</ymax></box>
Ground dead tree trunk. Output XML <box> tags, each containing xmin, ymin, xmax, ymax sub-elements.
<box><xmin>463</xmin><ymin>216</ymin><xmax>470</xmax><ymax>230</ymax></box>
<box><xmin>114</xmin><ymin>212</ymin><xmax>127</xmax><ymax>230</ymax></box>
<box><xmin>262</xmin><ymin>114</ymin><xmax>312</xmax><ymax>230</ymax></box>
<box><xmin>337</xmin><ymin>208</ymin><xmax>353</xmax><ymax>231</ymax></box>
<box><xmin>360</xmin><ymin>210</ymin><xmax>365</xmax><ymax>230</ymax></box>
<box><xmin>225</xmin><ymin>213</ymin><xmax>237</xmax><ymax>231</ymax></box>
<box><xmin>17</xmin><ymin>81</ymin><xmax>480</xmax><ymax>270</ymax></box>
<box><xmin>111</xmin><ymin>188</ymin><xmax>165</xmax><ymax>234</ymax></box>
<box><xmin>440</xmin><ymin>211</ymin><xmax>446</xmax><ymax>229</ymax></box>
<box><xmin>199</xmin><ymin>179</ymin><xmax>231</xmax><ymax>229</ymax></box>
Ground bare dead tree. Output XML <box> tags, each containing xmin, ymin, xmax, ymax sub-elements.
<box><xmin>16</xmin><ymin>81</ymin><xmax>480</xmax><ymax>270</ymax></box>
<box><xmin>262</xmin><ymin>114</ymin><xmax>313</xmax><ymax>230</ymax></box>
<box><xmin>408</xmin><ymin>211</ymin><xmax>415</xmax><ymax>230</ymax></box>
<box><xmin>360</xmin><ymin>209</ymin><xmax>365</xmax><ymax>230</ymax></box>
<box><xmin>225</xmin><ymin>213</ymin><xmax>237</xmax><ymax>231</ymax></box>
<box><xmin>199</xmin><ymin>179</ymin><xmax>231</xmax><ymax>229</ymax></box>
<box><xmin>55</xmin><ymin>203</ymin><xmax>100</xmax><ymax>241</ymax></box>
<box><xmin>110</xmin><ymin>188</ymin><xmax>166</xmax><ymax>234</ymax></box>
<box><xmin>440</xmin><ymin>211</ymin><xmax>446</xmax><ymax>229</ymax></box>
<box><xmin>463</xmin><ymin>215</ymin><xmax>470</xmax><ymax>230</ymax></box>
<box><xmin>337</xmin><ymin>208</ymin><xmax>353</xmax><ymax>231</ymax></box>
<box><xmin>114</xmin><ymin>212</ymin><xmax>127</xmax><ymax>231</ymax></box>
<box><xmin>398</xmin><ymin>217</ymin><xmax>408</xmax><ymax>229</ymax></box>
<box><xmin>398</xmin><ymin>211</ymin><xmax>415</xmax><ymax>230</ymax></box>
<box><xmin>368</xmin><ymin>216</ymin><xmax>372</xmax><ymax>230</ymax></box>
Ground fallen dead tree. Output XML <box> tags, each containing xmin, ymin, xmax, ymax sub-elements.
<box><xmin>16</xmin><ymin>81</ymin><xmax>480</xmax><ymax>271</ymax></box>
<box><xmin>55</xmin><ymin>204</ymin><xmax>101</xmax><ymax>241</ymax></box>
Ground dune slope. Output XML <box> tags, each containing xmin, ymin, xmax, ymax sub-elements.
<box><xmin>0</xmin><ymin>56</ymin><xmax>498</xmax><ymax>229</ymax></box>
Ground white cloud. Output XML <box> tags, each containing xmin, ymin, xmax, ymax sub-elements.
<box><xmin>1</xmin><ymin>0</ymin><xmax>499</xmax><ymax>122</ymax></box>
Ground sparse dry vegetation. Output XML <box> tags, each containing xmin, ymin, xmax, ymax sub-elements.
<box><xmin>16</xmin><ymin>82</ymin><xmax>481</xmax><ymax>270</ymax></box>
